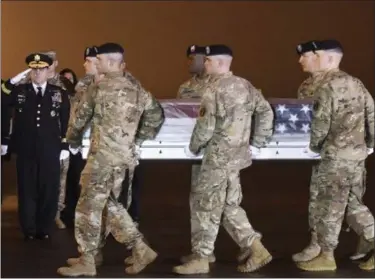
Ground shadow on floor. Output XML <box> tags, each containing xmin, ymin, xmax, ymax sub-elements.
<box><xmin>2</xmin><ymin>157</ymin><xmax>374</xmax><ymax>277</ymax></box>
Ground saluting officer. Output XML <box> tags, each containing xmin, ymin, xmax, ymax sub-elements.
<box><xmin>1</xmin><ymin>53</ymin><xmax>70</xmax><ymax>240</ymax></box>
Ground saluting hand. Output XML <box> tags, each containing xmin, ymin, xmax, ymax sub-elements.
<box><xmin>10</xmin><ymin>69</ymin><xmax>31</xmax><ymax>84</ymax></box>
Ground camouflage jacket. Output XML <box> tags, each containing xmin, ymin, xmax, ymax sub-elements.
<box><xmin>177</xmin><ymin>74</ymin><xmax>211</xmax><ymax>99</ymax></box>
<box><xmin>48</xmin><ymin>73</ymin><xmax>73</xmax><ymax>91</ymax></box>
<box><xmin>297</xmin><ymin>70</ymin><xmax>352</xmax><ymax>100</ymax></box>
<box><xmin>71</xmin><ymin>75</ymin><xmax>95</xmax><ymax>121</ymax></box>
<box><xmin>66</xmin><ymin>71</ymin><xmax>164</xmax><ymax>166</ymax></box>
<box><xmin>298</xmin><ymin>71</ymin><xmax>333</xmax><ymax>99</ymax></box>
<box><xmin>310</xmin><ymin>69</ymin><xmax>375</xmax><ymax>160</ymax></box>
<box><xmin>189</xmin><ymin>71</ymin><xmax>274</xmax><ymax>170</ymax></box>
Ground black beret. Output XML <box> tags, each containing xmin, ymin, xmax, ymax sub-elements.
<box><xmin>315</xmin><ymin>40</ymin><xmax>343</xmax><ymax>52</ymax></box>
<box><xmin>186</xmin><ymin>45</ymin><xmax>206</xmax><ymax>57</ymax></box>
<box><xmin>25</xmin><ymin>53</ymin><xmax>53</xmax><ymax>69</ymax></box>
<box><xmin>84</xmin><ymin>46</ymin><xmax>98</xmax><ymax>60</ymax></box>
<box><xmin>205</xmin><ymin>44</ymin><xmax>233</xmax><ymax>57</ymax></box>
<box><xmin>296</xmin><ymin>41</ymin><xmax>319</xmax><ymax>55</ymax></box>
<box><xmin>97</xmin><ymin>42</ymin><xmax>124</xmax><ymax>55</ymax></box>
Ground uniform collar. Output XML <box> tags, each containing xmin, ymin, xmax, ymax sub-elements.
<box><xmin>32</xmin><ymin>82</ymin><xmax>47</xmax><ymax>95</ymax></box>
<box><xmin>105</xmin><ymin>71</ymin><xmax>124</xmax><ymax>78</ymax></box>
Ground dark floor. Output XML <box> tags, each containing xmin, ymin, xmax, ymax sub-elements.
<box><xmin>1</xmin><ymin>156</ymin><xmax>374</xmax><ymax>278</ymax></box>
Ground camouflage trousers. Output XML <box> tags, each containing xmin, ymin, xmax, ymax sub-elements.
<box><xmin>190</xmin><ymin>163</ymin><xmax>201</xmax><ymax>190</ymax></box>
<box><xmin>190</xmin><ymin>163</ymin><xmax>201</xmax><ymax>248</ymax></box>
<box><xmin>308</xmin><ymin>164</ymin><xmax>320</xmax><ymax>231</ymax></box>
<box><xmin>58</xmin><ymin>157</ymin><xmax>70</xmax><ymax>212</ymax></box>
<box><xmin>191</xmin><ymin>164</ymin><xmax>261</xmax><ymax>257</ymax></box>
<box><xmin>313</xmin><ymin>158</ymin><xmax>374</xmax><ymax>251</ymax></box>
<box><xmin>308</xmin><ymin>163</ymin><xmax>360</xmax><ymax>237</ymax></box>
<box><xmin>96</xmin><ymin>167</ymin><xmax>138</xmax><ymax>251</ymax></box>
<box><xmin>75</xmin><ymin>156</ymin><xmax>142</xmax><ymax>255</ymax></box>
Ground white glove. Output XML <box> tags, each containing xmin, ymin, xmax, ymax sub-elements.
<box><xmin>81</xmin><ymin>148</ymin><xmax>90</xmax><ymax>159</ymax></box>
<box><xmin>250</xmin><ymin>145</ymin><xmax>261</xmax><ymax>157</ymax></box>
<box><xmin>135</xmin><ymin>145</ymin><xmax>141</xmax><ymax>157</ymax></box>
<box><xmin>367</xmin><ymin>148</ymin><xmax>374</xmax><ymax>155</ymax></box>
<box><xmin>303</xmin><ymin>146</ymin><xmax>320</xmax><ymax>158</ymax></box>
<box><xmin>134</xmin><ymin>145</ymin><xmax>141</xmax><ymax>166</ymax></box>
<box><xmin>60</xmin><ymin>150</ymin><xmax>70</xmax><ymax>161</ymax></box>
<box><xmin>10</xmin><ymin>69</ymin><xmax>31</xmax><ymax>84</ymax></box>
<box><xmin>184</xmin><ymin>145</ymin><xmax>202</xmax><ymax>158</ymax></box>
<box><xmin>69</xmin><ymin>146</ymin><xmax>81</xmax><ymax>155</ymax></box>
<box><xmin>1</xmin><ymin>145</ymin><xmax>8</xmax><ymax>156</ymax></box>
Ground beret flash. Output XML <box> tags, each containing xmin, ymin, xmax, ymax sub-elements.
<box><xmin>84</xmin><ymin>46</ymin><xmax>98</xmax><ymax>60</ymax></box>
<box><xmin>296</xmin><ymin>41</ymin><xmax>318</xmax><ymax>55</ymax></box>
<box><xmin>186</xmin><ymin>45</ymin><xmax>206</xmax><ymax>57</ymax></box>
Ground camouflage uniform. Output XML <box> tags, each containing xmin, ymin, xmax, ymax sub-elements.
<box><xmin>70</xmin><ymin>75</ymin><xmax>95</xmax><ymax>120</ymax></box>
<box><xmin>66</xmin><ymin>71</ymin><xmax>150</xmax><ymax>267</ymax></box>
<box><xmin>174</xmin><ymin>72</ymin><xmax>274</xmax><ymax>274</ymax></box>
<box><xmin>297</xmin><ymin>70</ymin><xmax>375</xmax><ymax>271</ymax></box>
<box><xmin>48</xmin><ymin>73</ymin><xmax>74</xmax><ymax>229</ymax></box>
<box><xmin>295</xmin><ymin>71</ymin><xmax>337</xmax><ymax>261</ymax></box>
<box><xmin>72</xmin><ymin>74</ymin><xmax>97</xmax><ymax>156</ymax></box>
<box><xmin>123</xmin><ymin>71</ymin><xmax>144</xmax><ymax>210</ymax></box>
<box><xmin>58</xmin><ymin>70</ymin><xmax>164</xmax><ymax>276</ymax></box>
<box><xmin>297</xmin><ymin>72</ymin><xmax>329</xmax><ymax>99</ymax></box>
<box><xmin>177</xmin><ymin>74</ymin><xmax>209</xmax><ymax>99</ymax></box>
<box><xmin>176</xmin><ymin>74</ymin><xmax>218</xmax><ymax>263</ymax></box>
<box><xmin>177</xmin><ymin>74</ymin><xmax>210</xmax><ymax>186</ymax></box>
<box><xmin>65</xmin><ymin>75</ymin><xmax>106</xmax><ymax>265</ymax></box>
<box><xmin>294</xmin><ymin>70</ymin><xmax>373</xmax><ymax>262</ymax></box>
<box><xmin>177</xmin><ymin>74</ymin><xmax>210</xmax><ymax>184</ymax></box>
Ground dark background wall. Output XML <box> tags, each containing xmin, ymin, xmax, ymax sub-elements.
<box><xmin>1</xmin><ymin>0</ymin><xmax>374</xmax><ymax>98</ymax></box>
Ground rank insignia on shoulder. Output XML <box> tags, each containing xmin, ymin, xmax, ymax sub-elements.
<box><xmin>52</xmin><ymin>92</ymin><xmax>62</xmax><ymax>102</ymax></box>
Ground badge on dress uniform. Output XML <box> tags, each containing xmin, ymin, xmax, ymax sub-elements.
<box><xmin>52</xmin><ymin>92</ymin><xmax>62</xmax><ymax>102</ymax></box>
